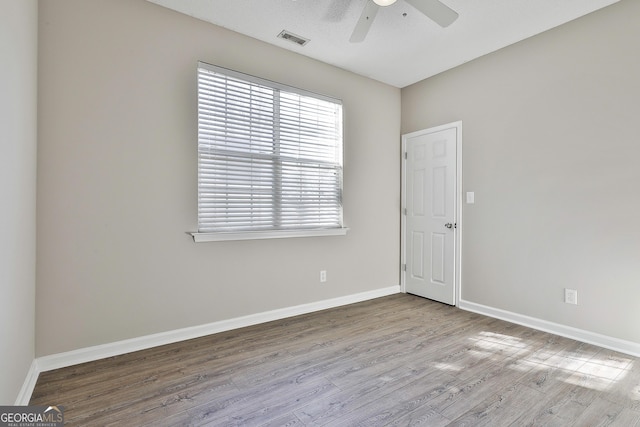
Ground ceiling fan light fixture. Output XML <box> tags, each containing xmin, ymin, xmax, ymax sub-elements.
<box><xmin>372</xmin><ymin>0</ymin><xmax>397</xmax><ymax>6</ymax></box>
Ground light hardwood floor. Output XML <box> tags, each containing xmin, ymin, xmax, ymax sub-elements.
<box><xmin>31</xmin><ymin>294</ymin><xmax>640</xmax><ymax>426</ymax></box>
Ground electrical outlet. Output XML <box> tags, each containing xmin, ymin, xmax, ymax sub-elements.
<box><xmin>466</xmin><ymin>192</ymin><xmax>475</xmax><ymax>204</ymax></box>
<box><xmin>564</xmin><ymin>288</ymin><xmax>578</xmax><ymax>305</ymax></box>
<box><xmin>320</xmin><ymin>270</ymin><xmax>327</xmax><ymax>283</ymax></box>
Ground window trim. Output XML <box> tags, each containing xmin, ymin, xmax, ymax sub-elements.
<box><xmin>191</xmin><ymin>227</ymin><xmax>348</xmax><ymax>243</ymax></box>
<box><xmin>192</xmin><ymin>62</ymin><xmax>348</xmax><ymax>242</ymax></box>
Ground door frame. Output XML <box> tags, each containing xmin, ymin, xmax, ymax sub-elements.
<box><xmin>401</xmin><ymin>121</ymin><xmax>463</xmax><ymax>306</ymax></box>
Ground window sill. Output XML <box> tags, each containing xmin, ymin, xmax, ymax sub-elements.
<box><xmin>191</xmin><ymin>228</ymin><xmax>349</xmax><ymax>242</ymax></box>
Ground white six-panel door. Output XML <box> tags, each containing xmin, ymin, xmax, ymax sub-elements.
<box><xmin>402</xmin><ymin>123</ymin><xmax>460</xmax><ymax>305</ymax></box>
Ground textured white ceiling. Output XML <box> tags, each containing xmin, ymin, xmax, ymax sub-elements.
<box><xmin>147</xmin><ymin>0</ymin><xmax>619</xmax><ymax>88</ymax></box>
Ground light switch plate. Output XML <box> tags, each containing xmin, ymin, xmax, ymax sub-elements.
<box><xmin>466</xmin><ymin>192</ymin><xmax>475</xmax><ymax>204</ymax></box>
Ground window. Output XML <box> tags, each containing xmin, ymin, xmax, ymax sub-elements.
<box><xmin>192</xmin><ymin>62</ymin><xmax>346</xmax><ymax>242</ymax></box>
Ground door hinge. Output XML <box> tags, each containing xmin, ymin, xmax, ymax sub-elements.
<box><xmin>404</xmin><ymin>152</ymin><xmax>408</xmax><ymax>159</ymax></box>
<box><xmin>403</xmin><ymin>263</ymin><xmax>407</xmax><ymax>272</ymax></box>
<box><xmin>404</xmin><ymin>208</ymin><xmax>407</xmax><ymax>215</ymax></box>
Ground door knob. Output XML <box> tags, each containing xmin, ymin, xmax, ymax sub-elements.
<box><xmin>445</xmin><ymin>223</ymin><xmax>453</xmax><ymax>229</ymax></box>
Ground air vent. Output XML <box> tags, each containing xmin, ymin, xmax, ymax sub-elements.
<box><xmin>277</xmin><ymin>30</ymin><xmax>309</xmax><ymax>46</ymax></box>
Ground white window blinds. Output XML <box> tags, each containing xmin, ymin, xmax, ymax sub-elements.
<box><xmin>196</xmin><ymin>62</ymin><xmax>344</xmax><ymax>240</ymax></box>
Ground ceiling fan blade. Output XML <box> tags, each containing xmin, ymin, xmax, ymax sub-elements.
<box><xmin>349</xmin><ymin>1</ymin><xmax>379</xmax><ymax>43</ymax></box>
<box><xmin>405</xmin><ymin>0</ymin><xmax>458</xmax><ymax>28</ymax></box>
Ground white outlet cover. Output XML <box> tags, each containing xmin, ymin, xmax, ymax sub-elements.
<box><xmin>466</xmin><ymin>192</ymin><xmax>475</xmax><ymax>204</ymax></box>
<box><xmin>564</xmin><ymin>288</ymin><xmax>578</xmax><ymax>305</ymax></box>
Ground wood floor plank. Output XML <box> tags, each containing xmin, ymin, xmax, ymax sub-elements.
<box><xmin>214</xmin><ymin>378</ymin><xmax>339</xmax><ymax>427</ymax></box>
<box><xmin>387</xmin><ymin>405</ymin><xmax>452</xmax><ymax>427</ymax></box>
<box><xmin>430</xmin><ymin>357</ymin><xmax>534</xmax><ymax>419</ymax></box>
<box><xmin>608</xmin><ymin>407</ymin><xmax>640</xmax><ymax>427</ymax></box>
<box><xmin>320</xmin><ymin>367</ymin><xmax>460</xmax><ymax>427</ymax></box>
<box><xmin>30</xmin><ymin>294</ymin><xmax>640</xmax><ymax>426</ymax></box>
<box><xmin>295</xmin><ymin>365</ymin><xmax>443</xmax><ymax>425</ymax></box>
<box><xmin>79</xmin><ymin>371</ymin><xmax>237</xmax><ymax>426</ymax></box>
<box><xmin>258</xmin><ymin>413</ymin><xmax>305</xmax><ymax>427</ymax></box>
<box><xmin>446</xmin><ymin>383</ymin><xmax>545</xmax><ymax>427</ymax></box>
<box><xmin>570</xmin><ymin>396</ymin><xmax>625</xmax><ymax>426</ymax></box>
<box><xmin>600</xmin><ymin>349</ymin><xmax>640</xmax><ymax>412</ymax></box>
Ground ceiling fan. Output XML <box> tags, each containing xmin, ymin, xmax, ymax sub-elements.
<box><xmin>350</xmin><ymin>0</ymin><xmax>459</xmax><ymax>43</ymax></box>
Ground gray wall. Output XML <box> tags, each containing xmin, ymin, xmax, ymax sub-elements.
<box><xmin>402</xmin><ymin>0</ymin><xmax>640</xmax><ymax>344</ymax></box>
<box><xmin>0</xmin><ymin>0</ymin><xmax>37</xmax><ymax>404</ymax></box>
<box><xmin>36</xmin><ymin>0</ymin><xmax>401</xmax><ymax>356</ymax></box>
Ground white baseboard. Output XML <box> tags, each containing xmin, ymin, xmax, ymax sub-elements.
<box><xmin>14</xmin><ymin>360</ymin><xmax>39</xmax><ymax>405</ymax></box>
<box><xmin>36</xmin><ymin>285</ymin><xmax>400</xmax><ymax>374</ymax></box>
<box><xmin>458</xmin><ymin>299</ymin><xmax>640</xmax><ymax>358</ymax></box>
